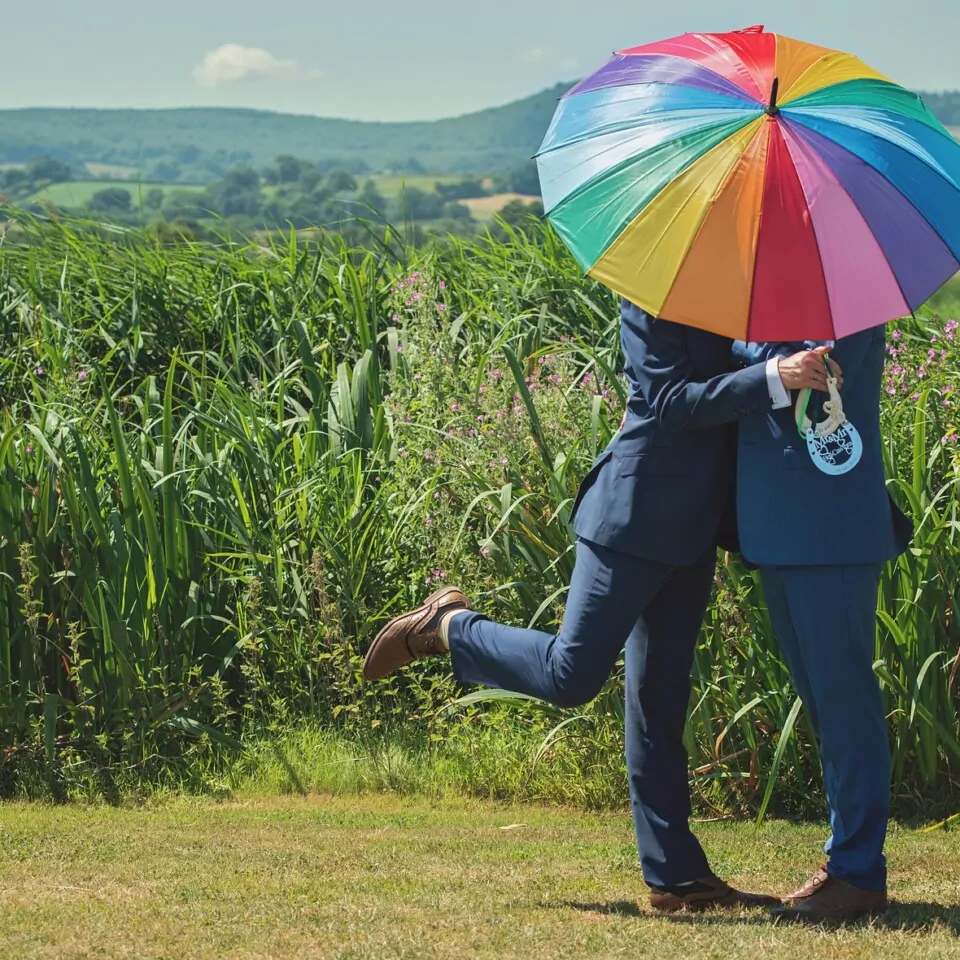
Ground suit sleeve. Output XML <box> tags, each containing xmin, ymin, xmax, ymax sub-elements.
<box><xmin>734</xmin><ymin>329</ymin><xmax>882</xmax><ymax>390</ymax></box>
<box><xmin>622</xmin><ymin>302</ymin><xmax>774</xmax><ymax>432</ymax></box>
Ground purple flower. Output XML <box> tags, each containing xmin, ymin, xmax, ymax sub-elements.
<box><xmin>892</xmin><ymin>329</ymin><xmax>902</xmax><ymax>341</ymax></box>
<box><xmin>25</xmin><ymin>445</ymin><xmax>33</xmax><ymax>455</ymax></box>
<box><xmin>499</xmin><ymin>457</ymin><xmax>508</xmax><ymax>465</ymax></box>
<box><xmin>425</xmin><ymin>515</ymin><xmax>434</xmax><ymax>526</ymax></box>
<box><xmin>413</xmin><ymin>373</ymin><xmax>424</xmax><ymax>382</ymax></box>
<box><xmin>35</xmin><ymin>365</ymin><xmax>44</xmax><ymax>376</ymax></box>
<box><xmin>439</xmin><ymin>281</ymin><xmax>446</xmax><ymax>290</ymax></box>
<box><xmin>77</xmin><ymin>370</ymin><xmax>88</xmax><ymax>381</ymax></box>
<box><xmin>480</xmin><ymin>546</ymin><xmax>492</xmax><ymax>558</ymax></box>
<box><xmin>424</xmin><ymin>450</ymin><xmax>434</xmax><ymax>460</ymax></box>
<box><xmin>437</xmin><ymin>304</ymin><xmax>447</xmax><ymax>313</ymax></box>
<box><xmin>391</xmin><ymin>313</ymin><xmax>399</xmax><ymax>322</ymax></box>
<box><xmin>451</xmin><ymin>401</ymin><xmax>460</xmax><ymax>412</ymax></box>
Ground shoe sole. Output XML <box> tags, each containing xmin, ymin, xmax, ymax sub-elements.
<box><xmin>362</xmin><ymin>586</ymin><xmax>466</xmax><ymax>681</ymax></box>
<box><xmin>651</xmin><ymin>896</ymin><xmax>780</xmax><ymax>913</ymax></box>
<box><xmin>771</xmin><ymin>904</ymin><xmax>887</xmax><ymax>924</ymax></box>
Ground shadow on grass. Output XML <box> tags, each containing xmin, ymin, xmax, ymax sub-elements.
<box><xmin>560</xmin><ymin>900</ymin><xmax>960</xmax><ymax>934</ymax></box>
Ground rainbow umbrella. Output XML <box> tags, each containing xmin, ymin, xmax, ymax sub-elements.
<box><xmin>537</xmin><ymin>25</ymin><xmax>960</xmax><ymax>340</ymax></box>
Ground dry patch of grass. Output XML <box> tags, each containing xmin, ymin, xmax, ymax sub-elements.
<box><xmin>1</xmin><ymin>795</ymin><xmax>958</xmax><ymax>959</ymax></box>
<box><xmin>462</xmin><ymin>194</ymin><xmax>540</xmax><ymax>219</ymax></box>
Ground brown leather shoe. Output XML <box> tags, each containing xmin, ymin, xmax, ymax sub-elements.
<box><xmin>772</xmin><ymin>866</ymin><xmax>887</xmax><ymax>923</ymax></box>
<box><xmin>362</xmin><ymin>586</ymin><xmax>471</xmax><ymax>680</ymax></box>
<box><xmin>649</xmin><ymin>874</ymin><xmax>780</xmax><ymax>912</ymax></box>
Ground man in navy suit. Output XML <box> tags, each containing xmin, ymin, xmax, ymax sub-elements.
<box><xmin>364</xmin><ymin>299</ymin><xmax>833</xmax><ymax>912</ymax></box>
<box><xmin>735</xmin><ymin>329</ymin><xmax>912</xmax><ymax>923</ymax></box>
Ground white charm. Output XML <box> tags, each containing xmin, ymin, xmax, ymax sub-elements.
<box><xmin>799</xmin><ymin>376</ymin><xmax>863</xmax><ymax>476</ymax></box>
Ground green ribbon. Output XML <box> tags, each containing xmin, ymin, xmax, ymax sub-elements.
<box><xmin>794</xmin><ymin>353</ymin><xmax>835</xmax><ymax>439</ymax></box>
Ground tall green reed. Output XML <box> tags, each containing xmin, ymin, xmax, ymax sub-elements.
<box><xmin>1</xmin><ymin>213</ymin><xmax>958</xmax><ymax>816</ymax></box>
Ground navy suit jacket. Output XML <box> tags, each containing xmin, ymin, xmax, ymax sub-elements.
<box><xmin>572</xmin><ymin>300</ymin><xmax>778</xmax><ymax>565</ymax></box>
<box><xmin>735</xmin><ymin>328</ymin><xmax>912</xmax><ymax>567</ymax></box>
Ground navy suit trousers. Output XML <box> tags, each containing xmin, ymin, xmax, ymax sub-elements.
<box><xmin>761</xmin><ymin>564</ymin><xmax>890</xmax><ymax>891</ymax></box>
<box><xmin>449</xmin><ymin>538</ymin><xmax>716</xmax><ymax>888</ymax></box>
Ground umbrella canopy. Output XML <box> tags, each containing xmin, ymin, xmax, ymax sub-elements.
<box><xmin>537</xmin><ymin>25</ymin><xmax>960</xmax><ymax>341</ymax></box>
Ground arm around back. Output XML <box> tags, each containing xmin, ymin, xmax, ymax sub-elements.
<box><xmin>622</xmin><ymin>300</ymin><xmax>773</xmax><ymax>432</ymax></box>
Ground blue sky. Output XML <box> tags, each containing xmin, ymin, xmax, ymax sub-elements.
<box><xmin>5</xmin><ymin>0</ymin><xmax>958</xmax><ymax>120</ymax></box>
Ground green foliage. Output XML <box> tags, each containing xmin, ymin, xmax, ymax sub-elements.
<box><xmin>0</xmin><ymin>213</ymin><xmax>957</xmax><ymax>820</ymax></box>
<box><xmin>922</xmin><ymin>91</ymin><xmax>960</xmax><ymax>126</ymax></box>
<box><xmin>0</xmin><ymin>154</ymin><xmax>72</xmax><ymax>205</ymax></box>
<box><xmin>88</xmin><ymin>186</ymin><xmax>133</xmax><ymax>213</ymax></box>
<box><xmin>492</xmin><ymin>161</ymin><xmax>542</xmax><ymax>196</ymax></box>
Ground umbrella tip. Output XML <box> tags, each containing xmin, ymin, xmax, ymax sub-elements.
<box><xmin>765</xmin><ymin>76</ymin><xmax>780</xmax><ymax>116</ymax></box>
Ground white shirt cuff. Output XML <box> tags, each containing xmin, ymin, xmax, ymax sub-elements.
<box><xmin>765</xmin><ymin>357</ymin><xmax>790</xmax><ymax>409</ymax></box>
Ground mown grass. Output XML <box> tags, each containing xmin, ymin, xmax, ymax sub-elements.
<box><xmin>1</xmin><ymin>794</ymin><xmax>959</xmax><ymax>960</ymax></box>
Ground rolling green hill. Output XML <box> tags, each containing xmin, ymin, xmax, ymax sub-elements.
<box><xmin>0</xmin><ymin>85</ymin><xmax>570</xmax><ymax>180</ymax></box>
<box><xmin>2</xmin><ymin>86</ymin><xmax>958</xmax><ymax>182</ymax></box>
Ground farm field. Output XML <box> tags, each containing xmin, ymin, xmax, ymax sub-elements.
<box><xmin>84</xmin><ymin>162</ymin><xmax>139</xmax><ymax>179</ymax></box>
<box><xmin>462</xmin><ymin>192</ymin><xmax>540</xmax><ymax>218</ymax></box>
<box><xmin>2</xmin><ymin>795</ymin><xmax>959</xmax><ymax>960</ymax></box>
<box><xmin>369</xmin><ymin>173</ymin><xmax>479</xmax><ymax>197</ymax></box>
<box><xmin>28</xmin><ymin>179</ymin><xmax>206</xmax><ymax>207</ymax></box>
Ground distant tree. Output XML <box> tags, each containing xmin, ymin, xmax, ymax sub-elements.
<box><xmin>150</xmin><ymin>161</ymin><xmax>181</xmax><ymax>182</ymax></box>
<box><xmin>177</xmin><ymin>145</ymin><xmax>202</xmax><ymax>165</ymax></box>
<box><xmin>162</xmin><ymin>189</ymin><xmax>211</xmax><ymax>221</ymax></box>
<box><xmin>488</xmin><ymin>198</ymin><xmax>544</xmax><ymax>240</ymax></box>
<box><xmin>27</xmin><ymin>156</ymin><xmax>71</xmax><ymax>184</ymax></box>
<box><xmin>357</xmin><ymin>180</ymin><xmax>387</xmax><ymax>217</ymax></box>
<box><xmin>442</xmin><ymin>200</ymin><xmax>473</xmax><ymax>221</ymax></box>
<box><xmin>261</xmin><ymin>166</ymin><xmax>280</xmax><ymax>186</ymax></box>
<box><xmin>276</xmin><ymin>155</ymin><xmax>305</xmax><ymax>183</ymax></box>
<box><xmin>392</xmin><ymin>186</ymin><xmax>443</xmax><ymax>221</ymax></box>
<box><xmin>325</xmin><ymin>169</ymin><xmax>358</xmax><ymax>193</ymax></box>
<box><xmin>404</xmin><ymin>157</ymin><xmax>426</xmax><ymax>174</ymax></box>
<box><xmin>88</xmin><ymin>187</ymin><xmax>132</xmax><ymax>212</ymax></box>
<box><xmin>437</xmin><ymin>179</ymin><xmax>487</xmax><ymax>200</ymax></box>
<box><xmin>208</xmin><ymin>168</ymin><xmax>262</xmax><ymax>217</ymax></box>
<box><xmin>506</xmin><ymin>161</ymin><xmax>541</xmax><ymax>197</ymax></box>
<box><xmin>298</xmin><ymin>166</ymin><xmax>324</xmax><ymax>193</ymax></box>
<box><xmin>144</xmin><ymin>188</ymin><xmax>165</xmax><ymax>210</ymax></box>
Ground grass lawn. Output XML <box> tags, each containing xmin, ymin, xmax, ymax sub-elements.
<box><xmin>1</xmin><ymin>795</ymin><xmax>958</xmax><ymax>959</ymax></box>
<box><xmin>29</xmin><ymin>180</ymin><xmax>206</xmax><ymax>207</ymax></box>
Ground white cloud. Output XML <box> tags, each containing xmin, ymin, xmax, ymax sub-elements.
<box><xmin>193</xmin><ymin>44</ymin><xmax>299</xmax><ymax>87</ymax></box>
<box><xmin>525</xmin><ymin>46</ymin><xmax>548</xmax><ymax>62</ymax></box>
